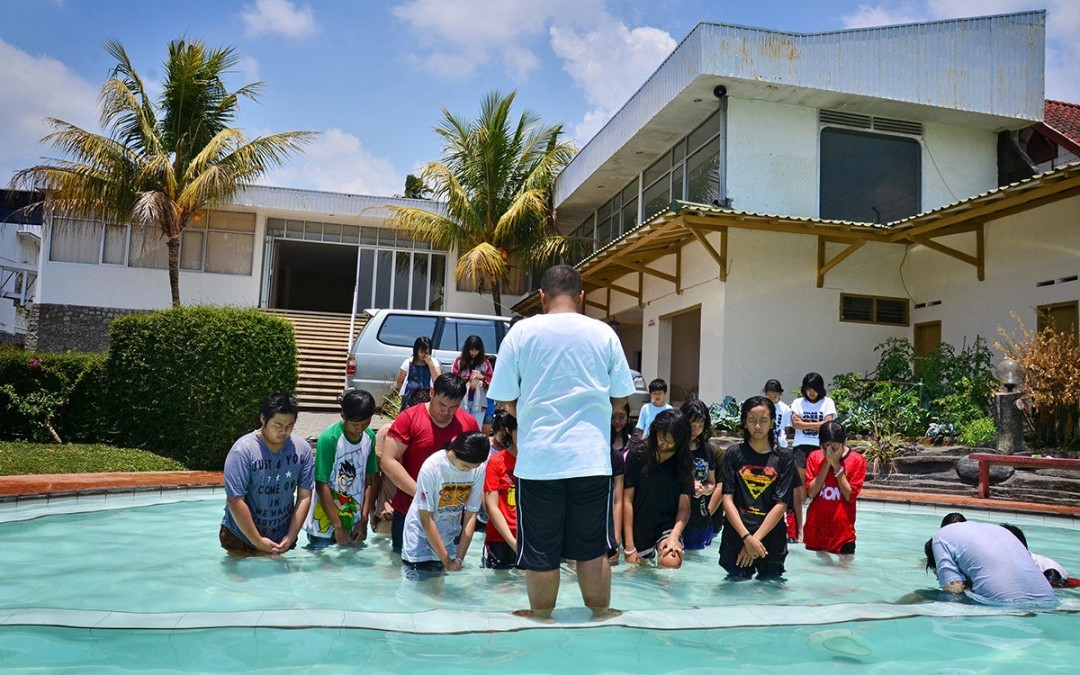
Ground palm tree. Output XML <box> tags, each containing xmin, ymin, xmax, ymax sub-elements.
<box><xmin>13</xmin><ymin>38</ymin><xmax>314</xmax><ymax>307</ymax></box>
<box><xmin>385</xmin><ymin>91</ymin><xmax>586</xmax><ymax>315</ymax></box>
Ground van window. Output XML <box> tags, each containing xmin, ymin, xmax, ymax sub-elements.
<box><xmin>437</xmin><ymin>318</ymin><xmax>501</xmax><ymax>353</ymax></box>
<box><xmin>378</xmin><ymin>314</ymin><xmax>438</xmax><ymax>348</ymax></box>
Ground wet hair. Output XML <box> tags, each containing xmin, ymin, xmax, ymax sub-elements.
<box><xmin>540</xmin><ymin>265</ymin><xmax>582</xmax><ymax>298</ymax></box>
<box><xmin>492</xmin><ymin>409</ymin><xmax>517</xmax><ymax>436</ymax></box>
<box><xmin>411</xmin><ymin>336</ymin><xmax>433</xmax><ymax>361</ymax></box>
<box><xmin>924</xmin><ymin>538</ymin><xmax>936</xmax><ymax>573</ymax></box>
<box><xmin>648</xmin><ymin>378</ymin><xmax>668</xmax><ymax>393</ymax></box>
<box><xmin>259</xmin><ymin>392</ymin><xmax>299</xmax><ymax>425</ymax></box>
<box><xmin>818</xmin><ymin>420</ymin><xmax>847</xmax><ymax>445</ymax></box>
<box><xmin>458</xmin><ymin>335</ymin><xmax>486</xmax><ymax>370</ymax></box>
<box><xmin>801</xmin><ymin>373</ymin><xmax>826</xmax><ymax>401</ymax></box>
<box><xmin>610</xmin><ymin>402</ymin><xmax>631</xmax><ymax>449</ymax></box>
<box><xmin>340</xmin><ymin>389</ymin><xmax>376</xmax><ymax>421</ymax></box>
<box><xmin>740</xmin><ymin>395</ymin><xmax>777</xmax><ymax>451</ymax></box>
<box><xmin>1000</xmin><ymin>523</ymin><xmax>1028</xmax><ymax>549</ymax></box>
<box><xmin>940</xmin><ymin>512</ymin><xmax>967</xmax><ymax>527</ymax></box>
<box><xmin>640</xmin><ymin>409</ymin><xmax>693</xmax><ymax>482</ymax></box>
<box><xmin>432</xmin><ymin>373</ymin><xmax>468</xmax><ymax>400</ymax></box>
<box><xmin>405</xmin><ymin>387</ymin><xmax>431</xmax><ymax>409</ymax></box>
<box><xmin>680</xmin><ymin>397</ymin><xmax>713</xmax><ymax>445</ymax></box>
<box><xmin>763</xmin><ymin>379</ymin><xmax>784</xmax><ymax>394</ymax></box>
<box><xmin>449</xmin><ymin>431</ymin><xmax>491</xmax><ymax>465</ymax></box>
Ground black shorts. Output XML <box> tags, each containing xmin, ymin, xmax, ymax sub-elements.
<box><xmin>482</xmin><ymin>540</ymin><xmax>517</xmax><ymax>569</ymax></box>
<box><xmin>391</xmin><ymin>511</ymin><xmax>406</xmax><ymax>553</ymax></box>
<box><xmin>717</xmin><ymin>523</ymin><xmax>787</xmax><ymax>580</ymax></box>
<box><xmin>792</xmin><ymin>445</ymin><xmax>817</xmax><ymax>469</ymax></box>
<box><xmin>516</xmin><ymin>475</ymin><xmax>615</xmax><ymax>571</ymax></box>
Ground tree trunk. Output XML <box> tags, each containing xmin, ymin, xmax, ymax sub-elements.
<box><xmin>167</xmin><ymin>233</ymin><xmax>182</xmax><ymax>307</ymax></box>
<box><xmin>492</xmin><ymin>280</ymin><xmax>504</xmax><ymax>316</ymax></box>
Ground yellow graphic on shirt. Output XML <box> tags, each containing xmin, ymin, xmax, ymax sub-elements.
<box><xmin>437</xmin><ymin>482</ymin><xmax>473</xmax><ymax>509</ymax></box>
<box><xmin>506</xmin><ymin>484</ymin><xmax>516</xmax><ymax>508</ymax></box>
<box><xmin>739</xmin><ymin>465</ymin><xmax>778</xmax><ymax>501</ymax></box>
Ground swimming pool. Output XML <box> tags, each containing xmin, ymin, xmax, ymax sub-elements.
<box><xmin>0</xmin><ymin>489</ymin><xmax>1077</xmax><ymax>671</ymax></box>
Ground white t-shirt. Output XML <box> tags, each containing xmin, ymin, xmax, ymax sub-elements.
<box><xmin>635</xmin><ymin>402</ymin><xmax>673</xmax><ymax>438</ymax></box>
<box><xmin>791</xmin><ymin>396</ymin><xmax>837</xmax><ymax>448</ymax></box>
<box><xmin>773</xmin><ymin>399</ymin><xmax>791</xmax><ymax>448</ymax></box>
<box><xmin>487</xmin><ymin>312</ymin><xmax>636</xmax><ymax>480</ymax></box>
<box><xmin>401</xmin><ymin>450</ymin><xmax>484</xmax><ymax>563</ymax></box>
<box><xmin>1032</xmin><ymin>552</ymin><xmax>1068</xmax><ymax>578</ymax></box>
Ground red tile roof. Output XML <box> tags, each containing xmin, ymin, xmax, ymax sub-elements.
<box><xmin>1045</xmin><ymin>99</ymin><xmax>1080</xmax><ymax>145</ymax></box>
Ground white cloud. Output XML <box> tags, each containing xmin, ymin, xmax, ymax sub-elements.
<box><xmin>236</xmin><ymin>55</ymin><xmax>261</xmax><ymax>83</ymax></box>
<box><xmin>240</xmin><ymin>0</ymin><xmax>316</xmax><ymax>40</ymax></box>
<box><xmin>550</xmin><ymin>21</ymin><xmax>676</xmax><ymax>144</ymax></box>
<box><xmin>0</xmin><ymin>38</ymin><xmax>100</xmax><ymax>185</ymax></box>
<box><xmin>841</xmin><ymin>3</ymin><xmax>926</xmax><ymax>28</ymax></box>
<box><xmin>260</xmin><ymin>129</ymin><xmax>405</xmax><ymax>197</ymax></box>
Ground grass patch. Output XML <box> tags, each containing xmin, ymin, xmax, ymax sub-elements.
<box><xmin>0</xmin><ymin>442</ymin><xmax>189</xmax><ymax>475</ymax></box>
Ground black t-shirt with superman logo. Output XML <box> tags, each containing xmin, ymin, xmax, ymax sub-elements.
<box><xmin>721</xmin><ymin>442</ymin><xmax>794</xmax><ymax>531</ymax></box>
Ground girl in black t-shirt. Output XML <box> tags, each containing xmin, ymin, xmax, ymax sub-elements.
<box><xmin>623</xmin><ymin>410</ymin><xmax>693</xmax><ymax>568</ymax></box>
<box><xmin>718</xmin><ymin>396</ymin><xmax>795</xmax><ymax>580</ymax></box>
<box><xmin>680</xmin><ymin>398</ymin><xmax>718</xmax><ymax>551</ymax></box>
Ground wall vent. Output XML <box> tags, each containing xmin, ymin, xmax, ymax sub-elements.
<box><xmin>820</xmin><ymin>110</ymin><xmax>923</xmax><ymax>137</ymax></box>
<box><xmin>873</xmin><ymin>116</ymin><xmax>924</xmax><ymax>136</ymax></box>
<box><xmin>1037</xmin><ymin>275</ymin><xmax>1079</xmax><ymax>287</ymax></box>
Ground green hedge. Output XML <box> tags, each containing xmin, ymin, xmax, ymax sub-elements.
<box><xmin>0</xmin><ymin>350</ymin><xmax>111</xmax><ymax>443</ymax></box>
<box><xmin>108</xmin><ymin>306</ymin><xmax>297</xmax><ymax>470</ymax></box>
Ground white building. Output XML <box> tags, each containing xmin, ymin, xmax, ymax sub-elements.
<box><xmin>0</xmin><ymin>190</ymin><xmax>42</xmax><ymax>344</ymax></box>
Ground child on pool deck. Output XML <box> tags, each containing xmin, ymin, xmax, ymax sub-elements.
<box><xmin>396</xmin><ymin>336</ymin><xmax>442</xmax><ymax>412</ymax></box>
<box><xmin>680</xmin><ymin>398</ymin><xmax>718</xmax><ymax>552</ymax></box>
<box><xmin>803</xmin><ymin>420</ymin><xmax>866</xmax><ymax>556</ymax></box>
<box><xmin>623</xmin><ymin>410</ymin><xmax>693</xmax><ymax>568</ymax></box>
<box><xmin>719</xmin><ymin>396</ymin><xmax>795</xmax><ymax>580</ymax></box>
<box><xmin>635</xmin><ymin>378</ymin><xmax>673</xmax><ymax>439</ymax></box>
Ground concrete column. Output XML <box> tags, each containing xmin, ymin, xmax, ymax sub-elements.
<box><xmin>993</xmin><ymin>391</ymin><xmax>1025</xmax><ymax>455</ymax></box>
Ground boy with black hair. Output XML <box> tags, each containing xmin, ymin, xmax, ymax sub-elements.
<box><xmin>304</xmin><ymin>389</ymin><xmax>378</xmax><ymax>546</ymax></box>
<box><xmin>635</xmin><ymin>378</ymin><xmax>673</xmax><ymax>439</ymax></box>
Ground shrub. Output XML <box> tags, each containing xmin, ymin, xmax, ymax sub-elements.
<box><xmin>0</xmin><ymin>351</ymin><xmax>110</xmax><ymax>443</ymax></box>
<box><xmin>959</xmin><ymin>417</ymin><xmax>996</xmax><ymax>447</ymax></box>
<box><xmin>709</xmin><ymin>396</ymin><xmax>741</xmax><ymax>434</ymax></box>
<box><xmin>108</xmin><ymin>306</ymin><xmax>297</xmax><ymax>469</ymax></box>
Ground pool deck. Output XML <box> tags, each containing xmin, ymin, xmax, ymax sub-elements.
<box><xmin>0</xmin><ymin>471</ymin><xmax>1077</xmax><ymax>517</ymax></box>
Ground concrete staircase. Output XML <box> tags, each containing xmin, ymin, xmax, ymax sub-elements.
<box><xmin>262</xmin><ymin>309</ymin><xmax>366</xmax><ymax>412</ymax></box>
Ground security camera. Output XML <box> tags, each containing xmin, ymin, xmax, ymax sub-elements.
<box><xmin>713</xmin><ymin>84</ymin><xmax>727</xmax><ymax>99</ymax></box>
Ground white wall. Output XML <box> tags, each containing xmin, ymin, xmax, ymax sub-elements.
<box><xmin>920</xmin><ymin>122</ymin><xmax>997</xmax><ymax>212</ymax></box>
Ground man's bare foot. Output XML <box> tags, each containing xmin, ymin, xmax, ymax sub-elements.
<box><xmin>590</xmin><ymin>607</ymin><xmax>623</xmax><ymax>621</ymax></box>
<box><xmin>512</xmin><ymin>608</ymin><xmax>555</xmax><ymax>623</ymax></box>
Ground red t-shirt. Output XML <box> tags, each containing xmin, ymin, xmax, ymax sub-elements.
<box><xmin>803</xmin><ymin>448</ymin><xmax>867</xmax><ymax>553</ymax></box>
<box><xmin>484</xmin><ymin>449</ymin><xmax>517</xmax><ymax>543</ymax></box>
<box><xmin>387</xmin><ymin>403</ymin><xmax>479</xmax><ymax>514</ymax></box>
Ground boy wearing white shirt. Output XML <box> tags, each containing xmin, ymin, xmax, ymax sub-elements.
<box><xmin>635</xmin><ymin>379</ymin><xmax>673</xmax><ymax>439</ymax></box>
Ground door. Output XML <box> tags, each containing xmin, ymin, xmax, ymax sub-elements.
<box><xmin>913</xmin><ymin>321</ymin><xmax>941</xmax><ymax>379</ymax></box>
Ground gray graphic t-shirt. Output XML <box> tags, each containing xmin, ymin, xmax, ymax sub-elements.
<box><xmin>221</xmin><ymin>431</ymin><xmax>315</xmax><ymax>545</ymax></box>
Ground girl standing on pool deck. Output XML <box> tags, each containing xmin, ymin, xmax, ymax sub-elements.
<box><xmin>452</xmin><ymin>335</ymin><xmax>493</xmax><ymax>429</ymax></box>
<box><xmin>623</xmin><ymin>410</ymin><xmax>693</xmax><ymax>568</ymax></box>
<box><xmin>719</xmin><ymin>396</ymin><xmax>795</xmax><ymax>580</ymax></box>
<box><xmin>789</xmin><ymin>372</ymin><xmax>836</xmax><ymax>542</ymax></box>
<box><xmin>803</xmin><ymin>421</ymin><xmax>865</xmax><ymax>555</ymax></box>
<box><xmin>680</xmin><ymin>398</ymin><xmax>718</xmax><ymax>551</ymax></box>
<box><xmin>396</xmin><ymin>337</ymin><xmax>442</xmax><ymax>412</ymax></box>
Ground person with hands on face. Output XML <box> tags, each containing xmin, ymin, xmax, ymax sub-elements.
<box><xmin>219</xmin><ymin>392</ymin><xmax>315</xmax><ymax>556</ymax></box>
<box><xmin>718</xmin><ymin>396</ymin><xmax>795</xmax><ymax>580</ymax></box>
<box><xmin>803</xmin><ymin>421</ymin><xmax>865</xmax><ymax>555</ymax></box>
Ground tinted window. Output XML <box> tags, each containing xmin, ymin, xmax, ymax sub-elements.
<box><xmin>378</xmin><ymin>314</ymin><xmax>438</xmax><ymax>348</ymax></box>
<box><xmin>437</xmin><ymin>319</ymin><xmax>500</xmax><ymax>354</ymax></box>
<box><xmin>820</xmin><ymin>128</ymin><xmax>921</xmax><ymax>223</ymax></box>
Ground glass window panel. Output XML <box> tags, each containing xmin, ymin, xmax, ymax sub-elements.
<box><xmin>267</xmin><ymin>218</ymin><xmax>286</xmax><ymax>237</ymax></box>
<box><xmin>374</xmin><ymin>250</ymin><xmax>393</xmax><ymax>307</ymax></box>
<box><xmin>876</xmin><ymin>299</ymin><xmax>909</xmax><ymax>325</ymax></box>
<box><xmin>377</xmin><ymin>314</ymin><xmax>438</xmax><ymax>348</ymax></box>
<box><xmin>102</xmin><ymin>224</ymin><xmax>128</xmax><ymax>265</ymax></box>
<box><xmin>642</xmin><ymin>179</ymin><xmax>670</xmax><ymax>222</ymax></box>
<box><xmin>622</xmin><ymin>181</ymin><xmax>638</xmax><ymax>204</ymax></box>
<box><xmin>356</xmin><ymin>248</ymin><xmax>375</xmax><ymax>311</ymax></box>
<box><xmin>597</xmin><ymin>216</ymin><xmax>612</xmax><ymax>245</ymax></box>
<box><xmin>672</xmin><ymin>164</ymin><xmax>685</xmax><ymax>201</ymax></box>
<box><xmin>621</xmin><ymin>197</ymin><xmax>638</xmax><ymax>235</ymax></box>
<box><xmin>359</xmin><ymin>226</ymin><xmax>378</xmax><ymax>246</ymax></box>
<box><xmin>672</xmin><ymin>139</ymin><xmax>686</xmax><ymax>164</ymax></box>
<box><xmin>438</xmin><ymin>318</ymin><xmax>499</xmax><ymax>353</ymax></box>
<box><xmin>413</xmin><ymin>238</ymin><xmax>430</xmax><ymax>250</ymax></box>
<box><xmin>392</xmin><ymin>251</ymin><xmax>411</xmax><ymax>309</ymax></box>
<box><xmin>180</xmin><ymin>230</ymin><xmax>204</xmax><ymax>270</ymax></box>
<box><xmin>411</xmin><ymin>253</ymin><xmax>429</xmax><ymax>310</ymax></box>
<box><xmin>207</xmin><ymin>211</ymin><xmax>256</xmax><ymax>232</ymax></box>
<box><xmin>686</xmin><ymin>144</ymin><xmax>720</xmax><ymax>205</ymax></box>
<box><xmin>341</xmin><ymin>224</ymin><xmax>360</xmax><ymax>244</ymax></box>
<box><xmin>643</xmin><ymin>153</ymin><xmax>671</xmax><ymax>186</ymax></box>
<box><xmin>379</xmin><ymin>228</ymin><xmax>396</xmax><ymax>247</ymax></box>
<box><xmin>820</xmin><ymin>128</ymin><xmax>921</xmax><ymax>223</ymax></box>
<box><xmin>186</xmin><ymin>217</ymin><xmax>207</xmax><ymax>230</ymax></box>
<box><xmin>840</xmin><ymin>295</ymin><xmax>874</xmax><ymax>322</ymax></box>
<box><xmin>50</xmin><ymin>218</ymin><xmax>102</xmax><ymax>264</ymax></box>
<box><xmin>286</xmin><ymin>220</ymin><xmax>304</xmax><ymax>239</ymax></box>
<box><xmin>204</xmin><ymin>232</ymin><xmax>254</xmax><ymax>275</ymax></box>
<box><xmin>304</xmin><ymin>221</ymin><xmax>322</xmax><ymax>241</ymax></box>
<box><xmin>429</xmin><ymin>254</ymin><xmax>446</xmax><ymax>311</ymax></box>
<box><xmin>128</xmin><ymin>225</ymin><xmax>169</xmax><ymax>269</ymax></box>
<box><xmin>599</xmin><ymin>199</ymin><xmax>612</xmax><ymax>220</ymax></box>
<box><xmin>323</xmin><ymin>223</ymin><xmax>341</xmax><ymax>243</ymax></box>
<box><xmin>688</xmin><ymin>109</ymin><xmax>721</xmax><ymax>152</ymax></box>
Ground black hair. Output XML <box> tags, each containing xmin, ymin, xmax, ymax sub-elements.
<box><xmin>818</xmin><ymin>420</ymin><xmax>847</xmax><ymax>445</ymax></box>
<box><xmin>492</xmin><ymin>409</ymin><xmax>517</xmax><ymax>436</ymax></box>
<box><xmin>405</xmin><ymin>387</ymin><xmax>431</xmax><ymax>408</ymax></box>
<box><xmin>940</xmin><ymin>512</ymin><xmax>967</xmax><ymax>527</ymax></box>
<box><xmin>540</xmin><ymin>264</ymin><xmax>582</xmax><ymax>298</ymax></box>
<box><xmin>259</xmin><ymin>392</ymin><xmax>299</xmax><ymax>425</ymax></box>
<box><xmin>641</xmin><ymin>409</ymin><xmax>693</xmax><ymax>482</ymax></box>
<box><xmin>412</xmin><ymin>336</ymin><xmax>433</xmax><ymax>361</ymax></box>
<box><xmin>432</xmin><ymin>373</ymin><xmax>468</xmax><ymax>400</ymax></box>
<box><xmin>458</xmin><ymin>335</ymin><xmax>486</xmax><ymax>370</ymax></box>
<box><xmin>763</xmin><ymin>379</ymin><xmax>784</xmax><ymax>394</ymax></box>
<box><xmin>740</xmin><ymin>395</ymin><xmax>777</xmax><ymax>450</ymax></box>
<box><xmin>1000</xmin><ymin>523</ymin><xmax>1028</xmax><ymax>549</ymax></box>
<box><xmin>801</xmin><ymin>372</ymin><xmax>826</xmax><ymax>401</ymax></box>
<box><xmin>449</xmin><ymin>430</ymin><xmax>491</xmax><ymax>465</ymax></box>
<box><xmin>924</xmin><ymin>538</ymin><xmax>936</xmax><ymax>573</ymax></box>
<box><xmin>340</xmin><ymin>389</ymin><xmax>376</xmax><ymax>421</ymax></box>
<box><xmin>648</xmin><ymin>378</ymin><xmax>668</xmax><ymax>393</ymax></box>
<box><xmin>610</xmin><ymin>401</ymin><xmax>631</xmax><ymax>449</ymax></box>
<box><xmin>680</xmin><ymin>397</ymin><xmax>713</xmax><ymax>445</ymax></box>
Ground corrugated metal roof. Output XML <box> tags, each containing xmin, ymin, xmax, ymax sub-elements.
<box><xmin>230</xmin><ymin>185</ymin><xmax>445</xmax><ymax>219</ymax></box>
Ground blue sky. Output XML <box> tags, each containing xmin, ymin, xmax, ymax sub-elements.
<box><xmin>2</xmin><ymin>0</ymin><xmax>1076</xmax><ymax>197</ymax></box>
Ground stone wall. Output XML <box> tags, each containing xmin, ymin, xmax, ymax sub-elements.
<box><xmin>26</xmin><ymin>303</ymin><xmax>144</xmax><ymax>353</ymax></box>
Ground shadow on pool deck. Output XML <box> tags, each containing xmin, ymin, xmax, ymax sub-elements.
<box><xmin>0</xmin><ymin>472</ymin><xmax>1077</xmax><ymax>517</ymax></box>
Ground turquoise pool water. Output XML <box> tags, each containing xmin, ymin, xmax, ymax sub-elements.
<box><xmin>0</xmin><ymin>489</ymin><xmax>1077</xmax><ymax>672</ymax></box>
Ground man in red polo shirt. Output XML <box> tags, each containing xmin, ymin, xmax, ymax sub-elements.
<box><xmin>381</xmin><ymin>373</ymin><xmax>478</xmax><ymax>554</ymax></box>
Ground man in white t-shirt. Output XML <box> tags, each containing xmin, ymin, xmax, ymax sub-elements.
<box><xmin>488</xmin><ymin>265</ymin><xmax>635</xmax><ymax>621</ymax></box>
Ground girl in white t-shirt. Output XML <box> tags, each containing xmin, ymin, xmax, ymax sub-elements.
<box><xmin>788</xmin><ymin>372</ymin><xmax>836</xmax><ymax>543</ymax></box>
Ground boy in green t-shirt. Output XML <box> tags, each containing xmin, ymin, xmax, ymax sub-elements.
<box><xmin>304</xmin><ymin>390</ymin><xmax>378</xmax><ymax>546</ymax></box>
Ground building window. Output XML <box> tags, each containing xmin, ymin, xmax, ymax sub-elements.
<box><xmin>840</xmin><ymin>293</ymin><xmax>909</xmax><ymax>326</ymax></box>
<box><xmin>1037</xmin><ymin>301</ymin><xmax>1078</xmax><ymax>337</ymax></box>
<box><xmin>49</xmin><ymin>218</ymin><xmax>104</xmax><ymax>264</ymax></box>
<box><xmin>820</xmin><ymin>128</ymin><xmax>921</xmax><ymax>224</ymax></box>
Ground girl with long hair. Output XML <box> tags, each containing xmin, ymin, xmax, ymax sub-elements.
<box><xmin>451</xmin><ymin>335</ymin><xmax>493</xmax><ymax>428</ymax></box>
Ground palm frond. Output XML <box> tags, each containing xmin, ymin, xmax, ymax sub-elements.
<box><xmin>455</xmin><ymin>241</ymin><xmax>509</xmax><ymax>291</ymax></box>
